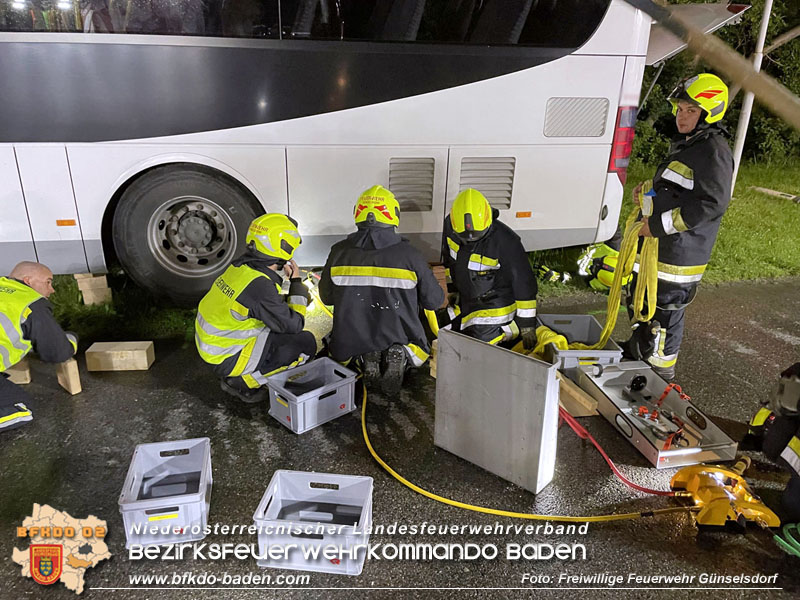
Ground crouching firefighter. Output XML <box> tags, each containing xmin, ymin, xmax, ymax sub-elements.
<box><xmin>1</xmin><ymin>262</ymin><xmax>78</xmax><ymax>433</ymax></box>
<box><xmin>621</xmin><ymin>73</ymin><xmax>733</xmax><ymax>381</ymax></box>
<box><xmin>319</xmin><ymin>185</ymin><xmax>444</xmax><ymax>394</ymax></box>
<box><xmin>747</xmin><ymin>364</ymin><xmax>800</xmax><ymax>523</ymax></box>
<box><xmin>195</xmin><ymin>214</ymin><xmax>316</xmax><ymax>403</ymax></box>
<box><xmin>438</xmin><ymin>188</ymin><xmax>538</xmax><ymax>349</ymax></box>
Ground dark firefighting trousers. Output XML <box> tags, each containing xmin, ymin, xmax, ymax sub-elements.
<box><xmin>0</xmin><ymin>374</ymin><xmax>33</xmax><ymax>432</ymax></box>
<box><xmin>225</xmin><ymin>331</ymin><xmax>317</xmax><ymax>390</ymax></box>
<box><xmin>623</xmin><ymin>274</ymin><xmax>697</xmax><ymax>371</ymax></box>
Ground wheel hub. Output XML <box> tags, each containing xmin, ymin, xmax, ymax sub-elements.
<box><xmin>178</xmin><ymin>212</ymin><xmax>214</xmax><ymax>248</ymax></box>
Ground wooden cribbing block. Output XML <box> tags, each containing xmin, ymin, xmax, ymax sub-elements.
<box><xmin>75</xmin><ymin>274</ymin><xmax>108</xmax><ymax>291</ymax></box>
<box><xmin>3</xmin><ymin>358</ymin><xmax>31</xmax><ymax>385</ymax></box>
<box><xmin>430</xmin><ymin>265</ymin><xmax>449</xmax><ymax>308</ymax></box>
<box><xmin>430</xmin><ymin>339</ymin><xmax>438</xmax><ymax>379</ymax></box>
<box><xmin>86</xmin><ymin>341</ymin><xmax>155</xmax><ymax>371</ymax></box>
<box><xmin>557</xmin><ymin>372</ymin><xmax>598</xmax><ymax>417</ymax></box>
<box><xmin>81</xmin><ymin>287</ymin><xmax>112</xmax><ymax>306</ymax></box>
<box><xmin>57</xmin><ymin>359</ymin><xmax>82</xmax><ymax>395</ymax></box>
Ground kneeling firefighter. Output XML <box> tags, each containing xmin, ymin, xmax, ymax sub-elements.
<box><xmin>195</xmin><ymin>214</ymin><xmax>316</xmax><ymax>403</ymax></box>
<box><xmin>438</xmin><ymin>188</ymin><xmax>538</xmax><ymax>349</ymax></box>
<box><xmin>621</xmin><ymin>73</ymin><xmax>734</xmax><ymax>381</ymax></box>
<box><xmin>319</xmin><ymin>185</ymin><xmax>444</xmax><ymax>393</ymax></box>
<box><xmin>747</xmin><ymin>364</ymin><xmax>800</xmax><ymax>523</ymax></box>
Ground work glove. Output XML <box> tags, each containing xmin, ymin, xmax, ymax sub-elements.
<box><xmin>521</xmin><ymin>327</ymin><xmax>537</xmax><ymax>351</ymax></box>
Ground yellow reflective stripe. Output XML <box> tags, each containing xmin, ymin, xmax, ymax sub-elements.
<box><xmin>515</xmin><ymin>299</ymin><xmax>537</xmax><ymax>318</ymax></box>
<box><xmin>781</xmin><ymin>437</ymin><xmax>800</xmax><ymax>475</ymax></box>
<box><xmin>671</xmin><ymin>208</ymin><xmax>688</xmax><ymax>232</ymax></box>
<box><xmin>404</xmin><ymin>343</ymin><xmax>429</xmax><ymax>367</ymax></box>
<box><xmin>488</xmin><ymin>333</ymin><xmax>505</xmax><ymax>345</ymax></box>
<box><xmin>500</xmin><ymin>320</ymin><xmax>520</xmax><ymax>342</ymax></box>
<box><xmin>0</xmin><ymin>406</ymin><xmax>33</xmax><ymax>426</ymax></box>
<box><xmin>750</xmin><ymin>407</ymin><xmax>773</xmax><ymax>428</ymax></box>
<box><xmin>287</xmin><ymin>295</ymin><xmax>308</xmax><ymax>318</ymax></box>
<box><xmin>633</xmin><ymin>259</ymin><xmax>706</xmax><ymax>283</ymax></box>
<box><xmin>648</xmin><ymin>327</ymin><xmax>677</xmax><ymax>368</ymax></box>
<box><xmin>467</xmin><ymin>254</ymin><xmax>500</xmax><ymax>271</ymax></box>
<box><xmin>21</xmin><ymin>306</ymin><xmax>32</xmax><ymax>322</ymax></box>
<box><xmin>662</xmin><ymin>161</ymin><xmax>694</xmax><ymax>190</ymax></box>
<box><xmin>331</xmin><ymin>266</ymin><xmax>418</xmax><ymax>289</ymax></box>
<box><xmin>462</xmin><ymin>304</ymin><xmax>516</xmax><ymax>328</ymax></box>
<box><xmin>242</xmin><ymin>374</ymin><xmax>259</xmax><ymax>389</ymax></box>
<box><xmin>230</xmin><ymin>301</ymin><xmax>249</xmax><ymax>321</ymax></box>
<box><xmin>656</xmin><ymin>262</ymin><xmax>706</xmax><ymax>276</ymax></box>
<box><xmin>331</xmin><ymin>266</ymin><xmax>417</xmax><ymax>281</ymax></box>
<box><xmin>446</xmin><ymin>237</ymin><xmax>459</xmax><ymax>259</ymax></box>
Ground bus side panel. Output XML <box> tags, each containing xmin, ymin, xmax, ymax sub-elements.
<box><xmin>445</xmin><ymin>145</ymin><xmax>610</xmax><ymax>251</ymax></box>
<box><xmin>0</xmin><ymin>146</ymin><xmax>37</xmax><ymax>271</ymax></box>
<box><xmin>67</xmin><ymin>145</ymin><xmax>289</xmax><ymax>271</ymax></box>
<box><xmin>15</xmin><ymin>145</ymin><xmax>88</xmax><ymax>274</ymax></box>
<box><xmin>287</xmin><ymin>146</ymin><xmax>449</xmax><ymax>265</ymax></box>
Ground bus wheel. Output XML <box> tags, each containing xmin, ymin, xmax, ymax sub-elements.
<box><xmin>113</xmin><ymin>165</ymin><xmax>261</xmax><ymax>305</ymax></box>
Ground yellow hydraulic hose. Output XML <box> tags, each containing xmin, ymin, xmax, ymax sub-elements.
<box><xmin>360</xmin><ymin>385</ymin><xmax>695</xmax><ymax>523</ymax></box>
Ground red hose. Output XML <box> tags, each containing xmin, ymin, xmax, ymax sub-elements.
<box><xmin>559</xmin><ymin>407</ymin><xmax>676</xmax><ymax>497</ymax></box>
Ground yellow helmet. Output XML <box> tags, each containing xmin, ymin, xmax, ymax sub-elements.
<box><xmin>246</xmin><ymin>213</ymin><xmax>301</xmax><ymax>261</ymax></box>
<box><xmin>668</xmin><ymin>73</ymin><xmax>729</xmax><ymax>124</ymax></box>
<box><xmin>354</xmin><ymin>185</ymin><xmax>400</xmax><ymax>227</ymax></box>
<box><xmin>450</xmin><ymin>188</ymin><xmax>493</xmax><ymax>242</ymax></box>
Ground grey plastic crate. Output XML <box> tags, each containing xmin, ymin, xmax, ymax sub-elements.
<box><xmin>537</xmin><ymin>314</ymin><xmax>622</xmax><ymax>373</ymax></box>
<box><xmin>266</xmin><ymin>358</ymin><xmax>357</xmax><ymax>434</ymax></box>
<box><xmin>253</xmin><ymin>470</ymin><xmax>373</xmax><ymax>576</ymax></box>
<box><xmin>118</xmin><ymin>437</ymin><xmax>212</xmax><ymax>548</ymax></box>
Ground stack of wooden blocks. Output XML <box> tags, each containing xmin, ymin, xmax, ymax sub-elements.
<box><xmin>430</xmin><ymin>339</ymin><xmax>438</xmax><ymax>379</ymax></box>
<box><xmin>430</xmin><ymin>265</ymin><xmax>449</xmax><ymax>308</ymax></box>
<box><xmin>74</xmin><ymin>273</ymin><xmax>112</xmax><ymax>306</ymax></box>
<box><xmin>1</xmin><ymin>356</ymin><xmax>82</xmax><ymax>395</ymax></box>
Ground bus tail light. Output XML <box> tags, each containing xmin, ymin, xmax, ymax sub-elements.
<box><xmin>608</xmin><ymin>106</ymin><xmax>637</xmax><ymax>185</ymax></box>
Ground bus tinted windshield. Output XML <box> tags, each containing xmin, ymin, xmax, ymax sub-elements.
<box><xmin>0</xmin><ymin>0</ymin><xmax>610</xmax><ymax>48</ymax></box>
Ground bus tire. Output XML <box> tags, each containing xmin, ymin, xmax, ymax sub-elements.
<box><xmin>112</xmin><ymin>165</ymin><xmax>261</xmax><ymax>305</ymax></box>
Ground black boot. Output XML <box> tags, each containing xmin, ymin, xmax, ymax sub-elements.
<box><xmin>381</xmin><ymin>345</ymin><xmax>407</xmax><ymax>397</ymax></box>
<box><xmin>362</xmin><ymin>351</ymin><xmax>382</xmax><ymax>390</ymax></box>
<box><xmin>220</xmin><ymin>377</ymin><xmax>267</xmax><ymax>404</ymax></box>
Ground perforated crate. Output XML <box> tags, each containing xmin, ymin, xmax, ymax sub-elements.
<box><xmin>266</xmin><ymin>358</ymin><xmax>357</xmax><ymax>434</ymax></box>
<box><xmin>537</xmin><ymin>314</ymin><xmax>622</xmax><ymax>374</ymax></box>
<box><xmin>119</xmin><ymin>437</ymin><xmax>212</xmax><ymax>548</ymax></box>
<box><xmin>253</xmin><ymin>470</ymin><xmax>373</xmax><ymax>575</ymax></box>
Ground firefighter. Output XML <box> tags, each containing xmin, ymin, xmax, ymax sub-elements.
<box><xmin>439</xmin><ymin>188</ymin><xmax>538</xmax><ymax>348</ymax></box>
<box><xmin>319</xmin><ymin>185</ymin><xmax>444</xmax><ymax>393</ymax></box>
<box><xmin>195</xmin><ymin>213</ymin><xmax>316</xmax><ymax>403</ymax></box>
<box><xmin>621</xmin><ymin>73</ymin><xmax>734</xmax><ymax>381</ymax></box>
<box><xmin>747</xmin><ymin>364</ymin><xmax>800</xmax><ymax>522</ymax></box>
<box><xmin>0</xmin><ymin>262</ymin><xmax>78</xmax><ymax>433</ymax></box>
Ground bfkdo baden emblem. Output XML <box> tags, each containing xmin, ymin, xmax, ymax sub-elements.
<box><xmin>30</xmin><ymin>544</ymin><xmax>63</xmax><ymax>585</ymax></box>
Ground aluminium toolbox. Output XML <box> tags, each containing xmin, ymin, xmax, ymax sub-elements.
<box><xmin>575</xmin><ymin>362</ymin><xmax>737</xmax><ymax>469</ymax></box>
<box><xmin>266</xmin><ymin>358</ymin><xmax>357</xmax><ymax>434</ymax></box>
<box><xmin>537</xmin><ymin>313</ymin><xmax>622</xmax><ymax>375</ymax></box>
<box><xmin>253</xmin><ymin>470</ymin><xmax>373</xmax><ymax>575</ymax></box>
<box><xmin>119</xmin><ymin>437</ymin><xmax>212</xmax><ymax>548</ymax></box>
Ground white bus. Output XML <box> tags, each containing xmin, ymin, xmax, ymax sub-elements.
<box><xmin>0</xmin><ymin>0</ymin><xmax>746</xmax><ymax>303</ymax></box>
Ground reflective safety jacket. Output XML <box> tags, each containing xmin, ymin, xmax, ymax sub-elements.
<box><xmin>0</xmin><ymin>276</ymin><xmax>77</xmax><ymax>371</ymax></box>
<box><xmin>195</xmin><ymin>253</ymin><xmax>309</xmax><ymax>388</ymax></box>
<box><xmin>442</xmin><ymin>214</ymin><xmax>538</xmax><ymax>339</ymax></box>
<box><xmin>319</xmin><ymin>226</ymin><xmax>444</xmax><ymax>364</ymax></box>
<box><xmin>637</xmin><ymin>125</ymin><xmax>733</xmax><ymax>285</ymax></box>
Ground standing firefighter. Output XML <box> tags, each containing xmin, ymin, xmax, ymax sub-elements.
<box><xmin>622</xmin><ymin>73</ymin><xmax>734</xmax><ymax>381</ymax></box>
<box><xmin>195</xmin><ymin>214</ymin><xmax>316</xmax><ymax>403</ymax></box>
<box><xmin>0</xmin><ymin>262</ymin><xmax>78</xmax><ymax>433</ymax></box>
<box><xmin>319</xmin><ymin>185</ymin><xmax>444</xmax><ymax>393</ymax></box>
<box><xmin>439</xmin><ymin>188</ymin><xmax>538</xmax><ymax>349</ymax></box>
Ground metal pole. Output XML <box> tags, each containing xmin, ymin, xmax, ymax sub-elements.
<box><xmin>732</xmin><ymin>0</ymin><xmax>774</xmax><ymax>188</ymax></box>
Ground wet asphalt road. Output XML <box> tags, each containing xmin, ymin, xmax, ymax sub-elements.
<box><xmin>1</xmin><ymin>278</ymin><xmax>799</xmax><ymax>599</ymax></box>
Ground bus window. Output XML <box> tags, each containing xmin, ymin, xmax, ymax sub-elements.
<box><xmin>0</xmin><ymin>0</ymin><xmax>279</xmax><ymax>37</ymax></box>
<box><xmin>279</xmin><ymin>0</ymin><xmax>611</xmax><ymax>47</ymax></box>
